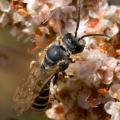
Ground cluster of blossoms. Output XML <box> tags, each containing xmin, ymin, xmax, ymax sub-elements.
<box><xmin>0</xmin><ymin>0</ymin><xmax>120</xmax><ymax>120</ymax></box>
<box><xmin>46</xmin><ymin>0</ymin><xmax>120</xmax><ymax>120</ymax></box>
<box><xmin>0</xmin><ymin>0</ymin><xmax>75</xmax><ymax>51</ymax></box>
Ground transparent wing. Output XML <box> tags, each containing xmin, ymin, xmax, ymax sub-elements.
<box><xmin>13</xmin><ymin>61</ymin><xmax>59</xmax><ymax>115</ymax></box>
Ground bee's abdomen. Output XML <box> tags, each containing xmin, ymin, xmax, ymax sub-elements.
<box><xmin>32</xmin><ymin>82</ymin><xmax>50</xmax><ymax>111</ymax></box>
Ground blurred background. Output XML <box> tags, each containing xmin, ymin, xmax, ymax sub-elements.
<box><xmin>0</xmin><ymin>0</ymin><xmax>120</xmax><ymax>120</ymax></box>
<box><xmin>0</xmin><ymin>27</ymin><xmax>49</xmax><ymax>120</ymax></box>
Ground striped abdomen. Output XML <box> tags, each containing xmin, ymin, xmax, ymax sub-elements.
<box><xmin>32</xmin><ymin>81</ymin><xmax>50</xmax><ymax>111</ymax></box>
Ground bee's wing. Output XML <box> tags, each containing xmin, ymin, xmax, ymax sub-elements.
<box><xmin>13</xmin><ymin>61</ymin><xmax>59</xmax><ymax>115</ymax></box>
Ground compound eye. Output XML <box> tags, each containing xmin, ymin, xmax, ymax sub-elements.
<box><xmin>79</xmin><ymin>39</ymin><xmax>86</xmax><ymax>47</ymax></box>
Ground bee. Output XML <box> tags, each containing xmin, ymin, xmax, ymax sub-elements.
<box><xmin>13</xmin><ymin>0</ymin><xmax>111</xmax><ymax>115</ymax></box>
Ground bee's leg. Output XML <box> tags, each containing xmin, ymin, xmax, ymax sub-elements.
<box><xmin>49</xmin><ymin>74</ymin><xmax>63</xmax><ymax>103</ymax></box>
<box><xmin>59</xmin><ymin>59</ymin><xmax>70</xmax><ymax>72</ymax></box>
<box><xmin>49</xmin><ymin>77</ymin><xmax>57</xmax><ymax>102</ymax></box>
<box><xmin>50</xmin><ymin>74</ymin><xmax>58</xmax><ymax>95</ymax></box>
<box><xmin>58</xmin><ymin>58</ymin><xmax>75</xmax><ymax>78</ymax></box>
<box><xmin>53</xmin><ymin>73</ymin><xmax>59</xmax><ymax>85</ymax></box>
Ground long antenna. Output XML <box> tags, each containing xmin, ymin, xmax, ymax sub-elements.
<box><xmin>78</xmin><ymin>34</ymin><xmax>111</xmax><ymax>41</ymax></box>
<box><xmin>75</xmin><ymin>0</ymin><xmax>80</xmax><ymax>38</ymax></box>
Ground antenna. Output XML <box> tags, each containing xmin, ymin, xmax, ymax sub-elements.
<box><xmin>78</xmin><ymin>34</ymin><xmax>111</xmax><ymax>41</ymax></box>
<box><xmin>75</xmin><ymin>0</ymin><xmax>80</xmax><ymax>38</ymax></box>
<box><xmin>74</xmin><ymin>0</ymin><xmax>111</xmax><ymax>41</ymax></box>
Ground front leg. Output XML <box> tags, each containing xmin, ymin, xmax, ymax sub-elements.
<box><xmin>58</xmin><ymin>58</ymin><xmax>71</xmax><ymax>72</ymax></box>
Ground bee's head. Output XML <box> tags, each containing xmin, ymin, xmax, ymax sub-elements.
<box><xmin>63</xmin><ymin>0</ymin><xmax>111</xmax><ymax>54</ymax></box>
<box><xmin>63</xmin><ymin>33</ymin><xmax>85</xmax><ymax>54</ymax></box>
<box><xmin>62</xmin><ymin>0</ymin><xmax>85</xmax><ymax>54</ymax></box>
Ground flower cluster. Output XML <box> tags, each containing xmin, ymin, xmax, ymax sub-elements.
<box><xmin>1</xmin><ymin>0</ymin><xmax>120</xmax><ymax>120</ymax></box>
<box><xmin>0</xmin><ymin>0</ymin><xmax>75</xmax><ymax>51</ymax></box>
<box><xmin>46</xmin><ymin>1</ymin><xmax>120</xmax><ymax>120</ymax></box>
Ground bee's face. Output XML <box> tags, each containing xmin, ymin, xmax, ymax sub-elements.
<box><xmin>79</xmin><ymin>38</ymin><xmax>86</xmax><ymax>48</ymax></box>
<box><xmin>63</xmin><ymin>33</ymin><xmax>85</xmax><ymax>54</ymax></box>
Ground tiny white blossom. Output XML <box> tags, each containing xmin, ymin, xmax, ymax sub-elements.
<box><xmin>109</xmin><ymin>84</ymin><xmax>120</xmax><ymax>100</ymax></box>
<box><xmin>13</xmin><ymin>12</ymin><xmax>25</xmax><ymax>23</ymax></box>
<box><xmin>104</xmin><ymin>101</ymin><xmax>120</xmax><ymax>120</ymax></box>
<box><xmin>0</xmin><ymin>0</ymin><xmax>11</xmax><ymax>13</ymax></box>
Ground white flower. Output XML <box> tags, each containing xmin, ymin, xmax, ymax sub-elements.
<box><xmin>109</xmin><ymin>84</ymin><xmax>120</xmax><ymax>100</ymax></box>
<box><xmin>46</xmin><ymin>103</ymin><xmax>65</xmax><ymax>120</ymax></box>
<box><xmin>115</xmin><ymin>64</ymin><xmax>120</xmax><ymax>81</ymax></box>
<box><xmin>73</xmin><ymin>60</ymin><xmax>102</xmax><ymax>87</ymax></box>
<box><xmin>26</xmin><ymin>0</ymin><xmax>38</xmax><ymax>15</ymax></box>
<box><xmin>104</xmin><ymin>101</ymin><xmax>120</xmax><ymax>120</ymax></box>
<box><xmin>73</xmin><ymin>49</ymin><xmax>118</xmax><ymax>86</ymax></box>
<box><xmin>0</xmin><ymin>13</ymin><xmax>9</xmax><ymax>27</ymax></box>
<box><xmin>104</xmin><ymin>5</ymin><xmax>120</xmax><ymax>19</ymax></box>
<box><xmin>85</xmin><ymin>18</ymin><xmax>119</xmax><ymax>37</ymax></box>
<box><xmin>50</xmin><ymin>0</ymin><xmax>72</xmax><ymax>10</ymax></box>
<box><xmin>13</xmin><ymin>12</ymin><xmax>25</xmax><ymax>23</ymax></box>
<box><xmin>0</xmin><ymin>0</ymin><xmax>11</xmax><ymax>13</ymax></box>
